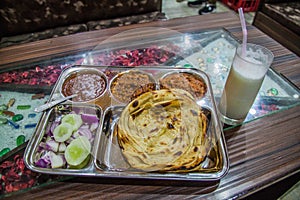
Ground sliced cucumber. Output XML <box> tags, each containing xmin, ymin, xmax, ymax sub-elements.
<box><xmin>61</xmin><ymin>114</ymin><xmax>83</xmax><ymax>131</ymax></box>
<box><xmin>69</xmin><ymin>155</ymin><xmax>90</xmax><ymax>169</ymax></box>
<box><xmin>53</xmin><ymin>123</ymin><xmax>73</xmax><ymax>142</ymax></box>
<box><xmin>64</xmin><ymin>136</ymin><xmax>91</xmax><ymax>168</ymax></box>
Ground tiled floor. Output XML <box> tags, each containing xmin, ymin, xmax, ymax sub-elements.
<box><xmin>162</xmin><ymin>0</ymin><xmax>255</xmax><ymax>24</ymax></box>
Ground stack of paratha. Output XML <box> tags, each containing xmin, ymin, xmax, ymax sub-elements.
<box><xmin>115</xmin><ymin>88</ymin><xmax>208</xmax><ymax>172</ymax></box>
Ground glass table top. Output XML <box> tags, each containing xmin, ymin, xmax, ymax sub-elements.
<box><xmin>0</xmin><ymin>28</ymin><xmax>299</xmax><ymax>196</ymax></box>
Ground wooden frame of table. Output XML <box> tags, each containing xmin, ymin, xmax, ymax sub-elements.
<box><xmin>1</xmin><ymin>11</ymin><xmax>299</xmax><ymax>199</ymax></box>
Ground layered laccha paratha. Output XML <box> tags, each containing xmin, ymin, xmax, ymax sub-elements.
<box><xmin>115</xmin><ymin>89</ymin><xmax>208</xmax><ymax>172</ymax></box>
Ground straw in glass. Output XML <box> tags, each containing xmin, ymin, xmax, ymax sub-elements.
<box><xmin>238</xmin><ymin>7</ymin><xmax>247</xmax><ymax>57</ymax></box>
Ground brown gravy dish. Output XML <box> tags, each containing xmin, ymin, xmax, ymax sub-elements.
<box><xmin>159</xmin><ymin>72</ymin><xmax>207</xmax><ymax>99</ymax></box>
<box><xmin>62</xmin><ymin>72</ymin><xmax>106</xmax><ymax>102</ymax></box>
<box><xmin>110</xmin><ymin>70</ymin><xmax>155</xmax><ymax>104</ymax></box>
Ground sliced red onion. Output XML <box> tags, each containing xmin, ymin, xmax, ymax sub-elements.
<box><xmin>81</xmin><ymin>113</ymin><xmax>99</xmax><ymax>123</ymax></box>
<box><xmin>72</xmin><ymin>107</ymin><xmax>81</xmax><ymax>114</ymax></box>
<box><xmin>45</xmin><ymin>136</ymin><xmax>53</xmax><ymax>142</ymax></box>
<box><xmin>49</xmin><ymin>121</ymin><xmax>60</xmax><ymax>136</ymax></box>
<box><xmin>35</xmin><ymin>157</ymin><xmax>50</xmax><ymax>168</ymax></box>
<box><xmin>48</xmin><ymin>151</ymin><xmax>66</xmax><ymax>168</ymax></box>
<box><xmin>45</xmin><ymin>123</ymin><xmax>52</xmax><ymax>137</ymax></box>
<box><xmin>37</xmin><ymin>142</ymin><xmax>46</xmax><ymax>152</ymax></box>
<box><xmin>58</xmin><ymin>142</ymin><xmax>67</xmax><ymax>152</ymax></box>
<box><xmin>45</xmin><ymin>139</ymin><xmax>59</xmax><ymax>152</ymax></box>
<box><xmin>65</xmin><ymin>136</ymin><xmax>75</xmax><ymax>145</ymax></box>
<box><xmin>35</xmin><ymin>151</ymin><xmax>51</xmax><ymax>168</ymax></box>
<box><xmin>73</xmin><ymin>125</ymin><xmax>93</xmax><ymax>142</ymax></box>
<box><xmin>90</xmin><ymin>122</ymin><xmax>99</xmax><ymax>132</ymax></box>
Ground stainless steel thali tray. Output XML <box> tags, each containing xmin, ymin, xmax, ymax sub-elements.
<box><xmin>24</xmin><ymin>65</ymin><xmax>229</xmax><ymax>181</ymax></box>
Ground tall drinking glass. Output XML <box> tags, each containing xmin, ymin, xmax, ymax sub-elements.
<box><xmin>218</xmin><ymin>43</ymin><xmax>274</xmax><ymax>125</ymax></box>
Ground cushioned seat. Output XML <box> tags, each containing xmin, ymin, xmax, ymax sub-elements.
<box><xmin>253</xmin><ymin>0</ymin><xmax>300</xmax><ymax>56</ymax></box>
<box><xmin>262</xmin><ymin>2</ymin><xmax>300</xmax><ymax>34</ymax></box>
<box><xmin>0</xmin><ymin>0</ymin><xmax>164</xmax><ymax>47</ymax></box>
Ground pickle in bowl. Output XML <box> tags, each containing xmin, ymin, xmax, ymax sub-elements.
<box><xmin>159</xmin><ymin>71</ymin><xmax>207</xmax><ymax>99</ymax></box>
<box><xmin>109</xmin><ymin>70</ymin><xmax>157</xmax><ymax>104</ymax></box>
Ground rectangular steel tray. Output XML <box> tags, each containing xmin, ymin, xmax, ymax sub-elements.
<box><xmin>24</xmin><ymin>65</ymin><xmax>229</xmax><ymax>181</ymax></box>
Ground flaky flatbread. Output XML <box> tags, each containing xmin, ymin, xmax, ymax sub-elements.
<box><xmin>115</xmin><ymin>89</ymin><xmax>208</xmax><ymax>172</ymax></box>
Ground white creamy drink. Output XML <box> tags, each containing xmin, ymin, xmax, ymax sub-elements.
<box><xmin>218</xmin><ymin>43</ymin><xmax>274</xmax><ymax>125</ymax></box>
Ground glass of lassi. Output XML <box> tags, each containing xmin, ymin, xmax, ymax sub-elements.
<box><xmin>218</xmin><ymin>43</ymin><xmax>274</xmax><ymax>126</ymax></box>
